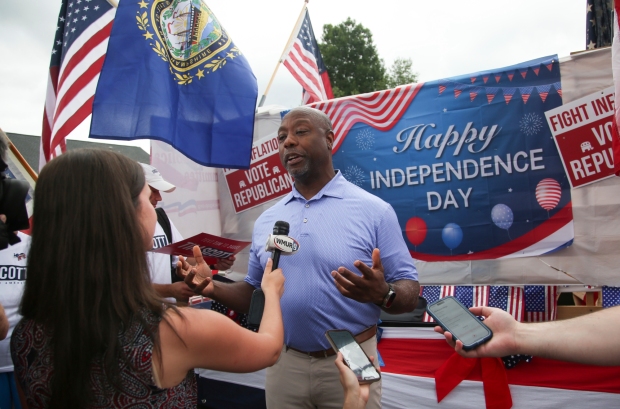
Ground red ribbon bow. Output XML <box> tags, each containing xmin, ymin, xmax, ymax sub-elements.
<box><xmin>435</xmin><ymin>353</ymin><xmax>512</xmax><ymax>409</ymax></box>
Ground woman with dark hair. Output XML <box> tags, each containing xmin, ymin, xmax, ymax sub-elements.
<box><xmin>10</xmin><ymin>149</ymin><xmax>284</xmax><ymax>408</ymax></box>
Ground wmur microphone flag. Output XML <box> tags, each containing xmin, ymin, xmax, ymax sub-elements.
<box><xmin>90</xmin><ymin>0</ymin><xmax>258</xmax><ymax>169</ymax></box>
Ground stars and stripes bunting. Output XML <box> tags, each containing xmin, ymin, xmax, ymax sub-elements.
<box><xmin>420</xmin><ymin>285</ymin><xmax>557</xmax><ymax>323</ymax></box>
<box><xmin>524</xmin><ymin>285</ymin><xmax>558</xmax><ymax>322</ymax></box>
<box><xmin>310</xmin><ymin>83</ymin><xmax>423</xmax><ymax>153</ymax></box>
<box><xmin>602</xmin><ymin>286</ymin><xmax>620</xmax><ymax>308</ymax></box>
<box><xmin>40</xmin><ymin>0</ymin><xmax>115</xmax><ymax>170</ymax></box>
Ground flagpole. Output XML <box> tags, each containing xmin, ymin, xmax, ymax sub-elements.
<box><xmin>106</xmin><ymin>0</ymin><xmax>118</xmax><ymax>8</ymax></box>
<box><xmin>258</xmin><ymin>0</ymin><xmax>309</xmax><ymax>107</ymax></box>
<box><xmin>6</xmin><ymin>137</ymin><xmax>38</xmax><ymax>182</ymax></box>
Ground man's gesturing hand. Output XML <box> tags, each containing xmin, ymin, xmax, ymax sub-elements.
<box><xmin>331</xmin><ymin>248</ymin><xmax>389</xmax><ymax>304</ymax></box>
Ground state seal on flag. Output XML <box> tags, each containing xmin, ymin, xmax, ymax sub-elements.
<box><xmin>137</xmin><ymin>0</ymin><xmax>242</xmax><ymax>84</ymax></box>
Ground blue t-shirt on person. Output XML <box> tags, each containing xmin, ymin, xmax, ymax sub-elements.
<box><xmin>246</xmin><ymin>171</ymin><xmax>418</xmax><ymax>351</ymax></box>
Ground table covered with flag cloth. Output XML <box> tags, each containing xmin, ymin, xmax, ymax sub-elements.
<box><xmin>196</xmin><ymin>326</ymin><xmax>620</xmax><ymax>408</ymax></box>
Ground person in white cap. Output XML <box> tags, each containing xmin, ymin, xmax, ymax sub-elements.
<box><xmin>140</xmin><ymin>163</ymin><xmax>234</xmax><ymax>303</ymax></box>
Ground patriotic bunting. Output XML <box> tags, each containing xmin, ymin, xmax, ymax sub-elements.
<box><xmin>485</xmin><ymin>87</ymin><xmax>498</xmax><ymax>104</ymax></box>
<box><xmin>421</xmin><ymin>285</ymin><xmax>558</xmax><ymax>323</ymax></box>
<box><xmin>537</xmin><ymin>84</ymin><xmax>551</xmax><ymax>103</ymax></box>
<box><xmin>520</xmin><ymin>86</ymin><xmax>533</xmax><ymax>104</ymax></box>
<box><xmin>503</xmin><ymin>87</ymin><xmax>516</xmax><ymax>104</ymax></box>
<box><xmin>602</xmin><ymin>286</ymin><xmax>620</xmax><ymax>308</ymax></box>
<box><xmin>436</xmin><ymin>58</ymin><xmax>559</xmax><ymax>107</ymax></box>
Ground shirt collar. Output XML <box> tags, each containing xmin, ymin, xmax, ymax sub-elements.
<box><xmin>283</xmin><ymin>170</ymin><xmax>345</xmax><ymax>204</ymax></box>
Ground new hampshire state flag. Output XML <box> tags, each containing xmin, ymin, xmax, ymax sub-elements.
<box><xmin>91</xmin><ymin>0</ymin><xmax>257</xmax><ymax>169</ymax></box>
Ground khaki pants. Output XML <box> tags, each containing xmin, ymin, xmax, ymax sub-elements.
<box><xmin>265</xmin><ymin>336</ymin><xmax>382</xmax><ymax>409</ymax></box>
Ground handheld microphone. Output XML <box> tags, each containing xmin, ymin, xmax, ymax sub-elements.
<box><xmin>248</xmin><ymin>221</ymin><xmax>297</xmax><ymax>330</ymax></box>
<box><xmin>269</xmin><ymin>220</ymin><xmax>290</xmax><ymax>269</ymax></box>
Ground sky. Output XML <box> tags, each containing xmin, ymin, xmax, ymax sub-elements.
<box><xmin>0</xmin><ymin>0</ymin><xmax>586</xmax><ymax>153</ymax></box>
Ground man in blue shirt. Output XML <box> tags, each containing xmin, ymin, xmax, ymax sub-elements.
<box><xmin>182</xmin><ymin>106</ymin><xmax>419</xmax><ymax>408</ymax></box>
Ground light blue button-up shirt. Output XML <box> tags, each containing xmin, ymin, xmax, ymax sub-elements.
<box><xmin>246</xmin><ymin>171</ymin><xmax>418</xmax><ymax>351</ymax></box>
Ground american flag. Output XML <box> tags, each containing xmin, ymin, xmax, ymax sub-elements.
<box><xmin>283</xmin><ymin>9</ymin><xmax>333</xmax><ymax>105</ymax></box>
<box><xmin>310</xmin><ymin>83</ymin><xmax>423</xmax><ymax>153</ymax></box>
<box><xmin>586</xmin><ymin>0</ymin><xmax>613</xmax><ymax>50</ymax></box>
<box><xmin>602</xmin><ymin>286</ymin><xmax>620</xmax><ymax>308</ymax></box>
<box><xmin>40</xmin><ymin>0</ymin><xmax>115</xmax><ymax>169</ymax></box>
<box><xmin>488</xmin><ymin>286</ymin><xmax>524</xmax><ymax>322</ymax></box>
<box><xmin>523</xmin><ymin>285</ymin><xmax>558</xmax><ymax>322</ymax></box>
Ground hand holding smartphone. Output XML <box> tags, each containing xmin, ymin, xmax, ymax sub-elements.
<box><xmin>426</xmin><ymin>296</ymin><xmax>493</xmax><ymax>351</ymax></box>
<box><xmin>325</xmin><ymin>329</ymin><xmax>381</xmax><ymax>384</ymax></box>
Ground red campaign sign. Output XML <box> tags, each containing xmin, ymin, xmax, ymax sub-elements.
<box><xmin>224</xmin><ymin>137</ymin><xmax>293</xmax><ymax>213</ymax></box>
<box><xmin>152</xmin><ymin>233</ymin><xmax>250</xmax><ymax>265</ymax></box>
<box><xmin>553</xmin><ymin>116</ymin><xmax>615</xmax><ymax>188</ymax></box>
<box><xmin>545</xmin><ymin>86</ymin><xmax>616</xmax><ymax>188</ymax></box>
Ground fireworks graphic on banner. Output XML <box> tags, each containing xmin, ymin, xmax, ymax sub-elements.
<box><xmin>342</xmin><ymin>165</ymin><xmax>365</xmax><ymax>187</ymax></box>
<box><xmin>355</xmin><ymin>128</ymin><xmax>375</xmax><ymax>150</ymax></box>
<box><xmin>520</xmin><ymin>113</ymin><xmax>544</xmax><ymax>136</ymax></box>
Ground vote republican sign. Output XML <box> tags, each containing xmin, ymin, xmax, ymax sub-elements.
<box><xmin>310</xmin><ymin>55</ymin><xmax>574</xmax><ymax>261</ymax></box>
<box><xmin>223</xmin><ymin>135</ymin><xmax>293</xmax><ymax>213</ymax></box>
<box><xmin>545</xmin><ymin>86</ymin><xmax>616</xmax><ymax>188</ymax></box>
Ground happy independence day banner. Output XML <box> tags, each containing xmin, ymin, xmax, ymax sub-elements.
<box><xmin>316</xmin><ymin>55</ymin><xmax>573</xmax><ymax>261</ymax></box>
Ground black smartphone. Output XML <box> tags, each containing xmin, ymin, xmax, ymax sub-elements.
<box><xmin>247</xmin><ymin>289</ymin><xmax>265</xmax><ymax>329</ymax></box>
<box><xmin>426</xmin><ymin>296</ymin><xmax>493</xmax><ymax>351</ymax></box>
<box><xmin>325</xmin><ymin>329</ymin><xmax>381</xmax><ymax>384</ymax></box>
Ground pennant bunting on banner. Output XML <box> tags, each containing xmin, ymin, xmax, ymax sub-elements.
<box><xmin>503</xmin><ymin>87</ymin><xmax>516</xmax><ymax>104</ymax></box>
<box><xmin>454</xmin><ymin>84</ymin><xmax>466</xmax><ymax>99</ymax></box>
<box><xmin>520</xmin><ymin>86</ymin><xmax>533</xmax><ymax>104</ymax></box>
<box><xmin>470</xmin><ymin>77</ymin><xmax>477</xmax><ymax>84</ymax></box>
<box><xmin>552</xmin><ymin>82</ymin><xmax>562</xmax><ymax>98</ymax></box>
<box><xmin>485</xmin><ymin>87</ymin><xmax>498</xmax><ymax>104</ymax></box>
<box><xmin>482</xmin><ymin>75</ymin><xmax>489</xmax><ymax>84</ymax></box>
<box><xmin>439</xmin><ymin>84</ymin><xmax>447</xmax><ymax>94</ymax></box>
<box><xmin>524</xmin><ymin>286</ymin><xmax>558</xmax><ymax>322</ymax></box>
<box><xmin>533</xmin><ymin>67</ymin><xmax>540</xmax><ymax>76</ymax></box>
<box><xmin>494</xmin><ymin>73</ymin><xmax>502</xmax><ymax>83</ymax></box>
<box><xmin>519</xmin><ymin>68</ymin><xmax>528</xmax><ymax>79</ymax></box>
<box><xmin>469</xmin><ymin>87</ymin><xmax>479</xmax><ymax>102</ymax></box>
<box><xmin>536</xmin><ymin>84</ymin><xmax>551</xmax><ymax>103</ymax></box>
<box><xmin>507</xmin><ymin>71</ymin><xmax>515</xmax><ymax>81</ymax></box>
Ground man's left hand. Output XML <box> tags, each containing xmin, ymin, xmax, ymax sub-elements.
<box><xmin>331</xmin><ymin>248</ymin><xmax>389</xmax><ymax>304</ymax></box>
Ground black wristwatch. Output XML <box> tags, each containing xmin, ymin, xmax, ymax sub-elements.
<box><xmin>381</xmin><ymin>283</ymin><xmax>396</xmax><ymax>308</ymax></box>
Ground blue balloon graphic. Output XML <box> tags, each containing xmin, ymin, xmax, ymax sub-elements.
<box><xmin>491</xmin><ymin>204</ymin><xmax>514</xmax><ymax>230</ymax></box>
<box><xmin>442</xmin><ymin>223</ymin><xmax>463</xmax><ymax>250</ymax></box>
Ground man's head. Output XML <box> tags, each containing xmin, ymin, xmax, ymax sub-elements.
<box><xmin>139</xmin><ymin>163</ymin><xmax>176</xmax><ymax>207</ymax></box>
<box><xmin>277</xmin><ymin>107</ymin><xmax>334</xmax><ymax>184</ymax></box>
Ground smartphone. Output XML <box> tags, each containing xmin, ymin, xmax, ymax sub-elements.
<box><xmin>426</xmin><ymin>296</ymin><xmax>493</xmax><ymax>351</ymax></box>
<box><xmin>247</xmin><ymin>289</ymin><xmax>265</xmax><ymax>329</ymax></box>
<box><xmin>325</xmin><ymin>329</ymin><xmax>381</xmax><ymax>384</ymax></box>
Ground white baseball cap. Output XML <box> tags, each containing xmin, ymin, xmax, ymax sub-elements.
<box><xmin>140</xmin><ymin>163</ymin><xmax>176</xmax><ymax>193</ymax></box>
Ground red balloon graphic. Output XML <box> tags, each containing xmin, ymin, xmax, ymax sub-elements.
<box><xmin>535</xmin><ymin>178</ymin><xmax>561</xmax><ymax>210</ymax></box>
<box><xmin>406</xmin><ymin>217</ymin><xmax>427</xmax><ymax>247</ymax></box>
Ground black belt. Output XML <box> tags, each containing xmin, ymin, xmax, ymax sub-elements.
<box><xmin>286</xmin><ymin>325</ymin><xmax>377</xmax><ymax>358</ymax></box>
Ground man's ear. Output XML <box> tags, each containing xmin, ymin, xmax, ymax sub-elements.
<box><xmin>326</xmin><ymin>130</ymin><xmax>335</xmax><ymax>150</ymax></box>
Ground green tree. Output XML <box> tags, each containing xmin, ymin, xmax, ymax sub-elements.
<box><xmin>386</xmin><ymin>58</ymin><xmax>418</xmax><ymax>88</ymax></box>
<box><xmin>319</xmin><ymin>18</ymin><xmax>386</xmax><ymax>98</ymax></box>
